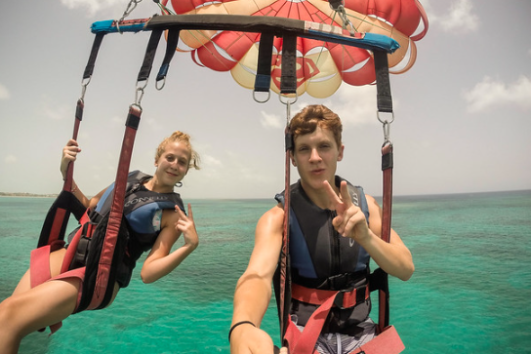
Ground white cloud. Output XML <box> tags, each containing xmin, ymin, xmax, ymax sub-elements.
<box><xmin>39</xmin><ymin>96</ymin><xmax>71</xmax><ymax>121</ymax></box>
<box><xmin>59</xmin><ymin>0</ymin><xmax>124</xmax><ymax>16</ymax></box>
<box><xmin>111</xmin><ymin>115</ymin><xmax>126</xmax><ymax>125</ymax></box>
<box><xmin>331</xmin><ymin>84</ymin><xmax>381</xmax><ymax>126</ymax></box>
<box><xmin>202</xmin><ymin>154</ymin><xmax>222</xmax><ymax>167</ymax></box>
<box><xmin>0</xmin><ymin>83</ymin><xmax>11</xmax><ymax>100</ymax></box>
<box><xmin>260</xmin><ymin>110</ymin><xmax>283</xmax><ymax>129</ymax></box>
<box><xmin>145</xmin><ymin>117</ymin><xmax>164</xmax><ymax>131</ymax></box>
<box><xmin>463</xmin><ymin>76</ymin><xmax>531</xmax><ymax>113</ymax></box>
<box><xmin>5</xmin><ymin>155</ymin><xmax>17</xmax><ymax>164</ymax></box>
<box><xmin>436</xmin><ymin>0</ymin><xmax>480</xmax><ymax>33</ymax></box>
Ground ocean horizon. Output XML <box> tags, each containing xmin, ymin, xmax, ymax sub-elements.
<box><xmin>1</xmin><ymin>190</ymin><xmax>530</xmax><ymax>353</ymax></box>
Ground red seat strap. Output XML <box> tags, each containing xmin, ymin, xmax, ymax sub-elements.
<box><xmin>286</xmin><ymin>289</ymin><xmax>337</xmax><ymax>354</ymax></box>
<box><xmin>348</xmin><ymin>325</ymin><xmax>404</xmax><ymax>354</ymax></box>
<box><xmin>30</xmin><ymin>240</ymin><xmax>66</xmax><ymax>289</ymax></box>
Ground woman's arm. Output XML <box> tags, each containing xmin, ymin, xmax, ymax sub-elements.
<box><xmin>140</xmin><ymin>204</ymin><xmax>198</xmax><ymax>284</ymax></box>
<box><xmin>59</xmin><ymin>139</ymin><xmax>108</xmax><ymax>209</ymax></box>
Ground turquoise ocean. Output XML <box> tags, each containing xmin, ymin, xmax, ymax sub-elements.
<box><xmin>1</xmin><ymin>191</ymin><xmax>530</xmax><ymax>353</ymax></box>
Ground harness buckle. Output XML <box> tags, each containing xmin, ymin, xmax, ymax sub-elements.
<box><xmin>333</xmin><ymin>284</ymin><xmax>369</xmax><ymax>310</ymax></box>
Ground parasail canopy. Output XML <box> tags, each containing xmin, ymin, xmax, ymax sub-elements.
<box><xmin>160</xmin><ymin>0</ymin><xmax>429</xmax><ymax>98</ymax></box>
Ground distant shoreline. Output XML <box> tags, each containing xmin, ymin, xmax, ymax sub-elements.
<box><xmin>1</xmin><ymin>190</ymin><xmax>529</xmax><ymax>200</ymax></box>
<box><xmin>0</xmin><ymin>192</ymin><xmax>58</xmax><ymax>198</ymax></box>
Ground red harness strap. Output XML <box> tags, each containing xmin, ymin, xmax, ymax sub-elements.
<box><xmin>286</xmin><ymin>283</ymin><xmax>369</xmax><ymax>353</ymax></box>
<box><xmin>285</xmin><ymin>284</ymin><xmax>404</xmax><ymax>354</ymax></box>
<box><xmin>29</xmin><ymin>211</ymin><xmax>92</xmax><ymax>335</ymax></box>
<box><xmin>348</xmin><ymin>326</ymin><xmax>404</xmax><ymax>354</ymax></box>
<box><xmin>291</xmin><ymin>283</ymin><xmax>369</xmax><ymax>309</ymax></box>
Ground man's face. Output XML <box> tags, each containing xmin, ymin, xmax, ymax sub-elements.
<box><xmin>291</xmin><ymin>126</ymin><xmax>344</xmax><ymax>192</ymax></box>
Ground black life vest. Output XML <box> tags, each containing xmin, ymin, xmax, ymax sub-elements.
<box><xmin>68</xmin><ymin>170</ymin><xmax>184</xmax><ymax>289</ymax></box>
<box><xmin>274</xmin><ymin>176</ymin><xmax>372</xmax><ymax>335</ymax></box>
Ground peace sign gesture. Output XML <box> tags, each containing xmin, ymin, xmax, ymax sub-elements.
<box><xmin>175</xmin><ymin>204</ymin><xmax>199</xmax><ymax>248</ymax></box>
<box><xmin>323</xmin><ymin>180</ymin><xmax>370</xmax><ymax>243</ymax></box>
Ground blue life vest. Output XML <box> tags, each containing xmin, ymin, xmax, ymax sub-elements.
<box><xmin>69</xmin><ymin>170</ymin><xmax>184</xmax><ymax>288</ymax></box>
<box><xmin>275</xmin><ymin>176</ymin><xmax>372</xmax><ymax>334</ymax></box>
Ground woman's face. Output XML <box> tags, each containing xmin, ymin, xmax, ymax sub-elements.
<box><xmin>155</xmin><ymin>140</ymin><xmax>191</xmax><ymax>187</ymax></box>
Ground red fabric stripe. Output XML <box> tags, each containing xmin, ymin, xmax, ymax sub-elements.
<box><xmin>30</xmin><ymin>246</ymin><xmax>52</xmax><ymax>288</ymax></box>
<box><xmin>88</xmin><ymin>108</ymin><xmax>139</xmax><ymax>310</ymax></box>
<box><xmin>289</xmin><ymin>292</ymin><xmax>336</xmax><ymax>354</ymax></box>
<box><xmin>48</xmin><ymin>208</ymin><xmax>67</xmax><ymax>244</ymax></box>
<box><xmin>349</xmin><ymin>325</ymin><xmax>404</xmax><ymax>354</ymax></box>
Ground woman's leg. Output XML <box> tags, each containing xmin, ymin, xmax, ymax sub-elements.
<box><xmin>0</xmin><ymin>277</ymin><xmax>80</xmax><ymax>354</ymax></box>
<box><xmin>12</xmin><ymin>248</ymin><xmax>68</xmax><ymax>296</ymax></box>
<box><xmin>0</xmin><ymin>248</ymin><xmax>76</xmax><ymax>354</ymax></box>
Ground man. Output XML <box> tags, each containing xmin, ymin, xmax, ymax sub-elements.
<box><xmin>229</xmin><ymin>105</ymin><xmax>414</xmax><ymax>354</ymax></box>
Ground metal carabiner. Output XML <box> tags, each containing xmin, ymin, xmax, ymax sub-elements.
<box><xmin>279</xmin><ymin>93</ymin><xmax>298</xmax><ymax>106</ymax></box>
<box><xmin>116</xmin><ymin>0</ymin><xmax>144</xmax><ymax>32</ymax></box>
<box><xmin>155</xmin><ymin>77</ymin><xmax>166</xmax><ymax>91</ymax></box>
<box><xmin>134</xmin><ymin>79</ymin><xmax>148</xmax><ymax>107</ymax></box>
<box><xmin>253</xmin><ymin>90</ymin><xmax>271</xmax><ymax>104</ymax></box>
<box><xmin>80</xmin><ymin>76</ymin><xmax>91</xmax><ymax>101</ymax></box>
<box><xmin>286</xmin><ymin>99</ymin><xmax>292</xmax><ymax>124</ymax></box>
<box><xmin>119</xmin><ymin>0</ymin><xmax>142</xmax><ymax>22</ymax></box>
<box><xmin>330</xmin><ymin>4</ymin><xmax>356</xmax><ymax>36</ymax></box>
<box><xmin>382</xmin><ymin>121</ymin><xmax>391</xmax><ymax>144</ymax></box>
<box><xmin>377</xmin><ymin>110</ymin><xmax>395</xmax><ymax>125</ymax></box>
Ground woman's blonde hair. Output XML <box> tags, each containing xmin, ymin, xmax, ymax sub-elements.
<box><xmin>155</xmin><ymin>131</ymin><xmax>201</xmax><ymax>170</ymax></box>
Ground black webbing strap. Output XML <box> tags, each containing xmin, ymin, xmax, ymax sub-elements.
<box><xmin>138</xmin><ymin>29</ymin><xmax>163</xmax><ymax>82</ymax></box>
<box><xmin>280</xmin><ymin>35</ymin><xmax>297</xmax><ymax>95</ymax></box>
<box><xmin>328</xmin><ymin>0</ymin><xmax>344</xmax><ymax>11</ymax></box>
<box><xmin>373</xmin><ymin>49</ymin><xmax>394</xmax><ymax>332</ymax></box>
<box><xmin>83</xmin><ymin>33</ymin><xmax>105</xmax><ymax>80</ymax></box>
<box><xmin>373</xmin><ymin>50</ymin><xmax>393</xmax><ymax>113</ymax></box>
<box><xmin>156</xmin><ymin>28</ymin><xmax>180</xmax><ymax>82</ymax></box>
<box><xmin>72</xmin><ymin>33</ymin><xmax>105</xmax><ymax>190</ymax></box>
<box><xmin>254</xmin><ymin>33</ymin><xmax>274</xmax><ymax>93</ymax></box>
<box><xmin>63</xmin><ymin>98</ymin><xmax>84</xmax><ymax>194</ymax></box>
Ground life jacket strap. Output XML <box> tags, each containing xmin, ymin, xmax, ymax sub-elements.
<box><xmin>291</xmin><ymin>283</ymin><xmax>369</xmax><ymax>309</ymax></box>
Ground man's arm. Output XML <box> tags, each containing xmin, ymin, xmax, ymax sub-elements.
<box><xmin>361</xmin><ymin>195</ymin><xmax>414</xmax><ymax>281</ymax></box>
<box><xmin>230</xmin><ymin>204</ymin><xmax>284</xmax><ymax>353</ymax></box>
<box><xmin>324</xmin><ymin>180</ymin><xmax>414</xmax><ymax>281</ymax></box>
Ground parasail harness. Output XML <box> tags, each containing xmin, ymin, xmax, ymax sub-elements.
<box><xmin>32</xmin><ymin>2</ymin><xmax>403</xmax><ymax>351</ymax></box>
<box><xmin>275</xmin><ymin>53</ymin><xmax>402</xmax><ymax>354</ymax></box>
<box><xmin>29</xmin><ymin>2</ymin><xmax>171</xmax><ymax>334</ymax></box>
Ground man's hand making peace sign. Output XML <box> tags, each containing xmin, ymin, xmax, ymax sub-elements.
<box><xmin>323</xmin><ymin>180</ymin><xmax>371</xmax><ymax>244</ymax></box>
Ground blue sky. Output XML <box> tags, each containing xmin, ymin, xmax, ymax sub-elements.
<box><xmin>0</xmin><ymin>0</ymin><xmax>530</xmax><ymax>199</ymax></box>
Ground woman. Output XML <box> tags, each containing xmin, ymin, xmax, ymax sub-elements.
<box><xmin>0</xmin><ymin>131</ymin><xmax>200</xmax><ymax>353</ymax></box>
